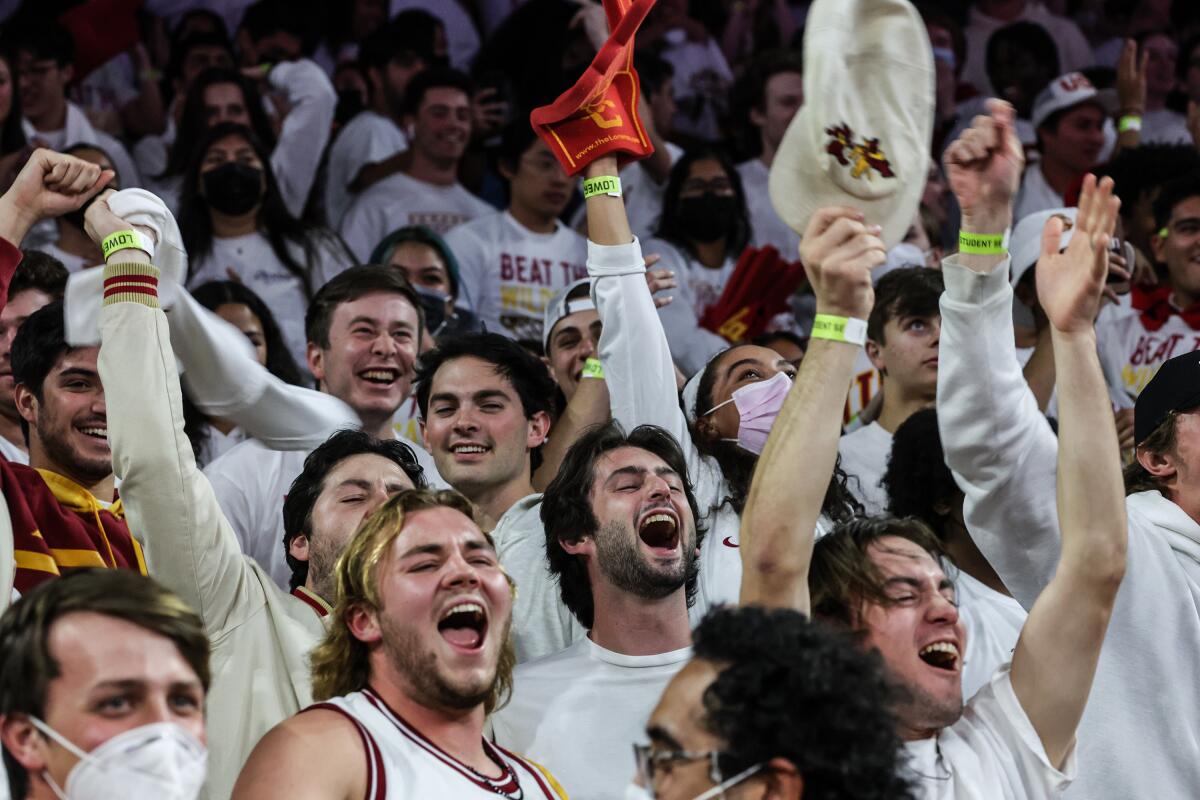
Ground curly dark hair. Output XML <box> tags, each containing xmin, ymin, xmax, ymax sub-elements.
<box><xmin>882</xmin><ymin>408</ymin><xmax>961</xmax><ymax>535</ymax></box>
<box><xmin>541</xmin><ymin>422</ymin><xmax>703</xmax><ymax>629</ymax></box>
<box><xmin>691</xmin><ymin>606</ymin><xmax>916</xmax><ymax>800</ymax></box>
<box><xmin>690</xmin><ymin>346</ymin><xmax>862</xmax><ymax>522</ymax></box>
<box><xmin>281</xmin><ymin>429</ymin><xmax>426</xmax><ymax>590</ymax></box>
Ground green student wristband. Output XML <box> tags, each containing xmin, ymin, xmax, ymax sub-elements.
<box><xmin>101</xmin><ymin>229</ymin><xmax>154</xmax><ymax>261</ymax></box>
<box><xmin>582</xmin><ymin>175</ymin><xmax>622</xmax><ymax>199</ymax></box>
<box><xmin>810</xmin><ymin>314</ymin><xmax>867</xmax><ymax>347</ymax></box>
<box><xmin>958</xmin><ymin>231</ymin><xmax>1006</xmax><ymax>255</ymax></box>
<box><xmin>581</xmin><ymin>358</ymin><xmax>605</xmax><ymax>379</ymax></box>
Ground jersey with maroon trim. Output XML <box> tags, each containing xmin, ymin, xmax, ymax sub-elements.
<box><xmin>305</xmin><ymin>688</ymin><xmax>567</xmax><ymax>800</ymax></box>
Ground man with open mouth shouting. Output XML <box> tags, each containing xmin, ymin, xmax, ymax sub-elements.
<box><xmin>233</xmin><ymin>488</ymin><xmax>567</xmax><ymax>800</ymax></box>
<box><xmin>739</xmin><ymin>103</ymin><xmax>1128</xmax><ymax>799</ymax></box>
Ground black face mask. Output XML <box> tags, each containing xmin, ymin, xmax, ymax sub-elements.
<box><xmin>413</xmin><ymin>285</ymin><xmax>451</xmax><ymax>335</ymax></box>
<box><xmin>202</xmin><ymin>162</ymin><xmax>264</xmax><ymax>216</ymax></box>
<box><xmin>678</xmin><ymin>193</ymin><xmax>737</xmax><ymax>243</ymax></box>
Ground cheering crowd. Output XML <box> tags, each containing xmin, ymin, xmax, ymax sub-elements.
<box><xmin>0</xmin><ymin>0</ymin><xmax>1199</xmax><ymax>798</ymax></box>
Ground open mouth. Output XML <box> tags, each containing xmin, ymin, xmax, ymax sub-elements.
<box><xmin>638</xmin><ymin>509</ymin><xmax>680</xmax><ymax>554</ymax></box>
<box><xmin>451</xmin><ymin>442</ymin><xmax>490</xmax><ymax>457</ymax></box>
<box><xmin>918</xmin><ymin>641</ymin><xmax>959</xmax><ymax>672</ymax></box>
<box><xmin>438</xmin><ymin>601</ymin><xmax>488</xmax><ymax>651</ymax></box>
<box><xmin>358</xmin><ymin>368</ymin><xmax>399</xmax><ymax>387</ymax></box>
<box><xmin>77</xmin><ymin>425</ymin><xmax>108</xmax><ymax>441</ymax></box>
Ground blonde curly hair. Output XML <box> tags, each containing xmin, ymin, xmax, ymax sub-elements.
<box><xmin>308</xmin><ymin>488</ymin><xmax>515</xmax><ymax>711</ymax></box>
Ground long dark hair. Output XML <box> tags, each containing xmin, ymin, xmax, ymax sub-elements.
<box><xmin>0</xmin><ymin>51</ymin><xmax>25</xmax><ymax>155</ymax></box>
<box><xmin>182</xmin><ymin>280</ymin><xmax>307</xmax><ymax>459</ymax></box>
<box><xmin>179</xmin><ymin>122</ymin><xmax>341</xmax><ymax>298</ymax></box>
<box><xmin>690</xmin><ymin>346</ymin><xmax>862</xmax><ymax>522</ymax></box>
<box><xmin>655</xmin><ymin>147</ymin><xmax>752</xmax><ymax>260</ymax></box>
<box><xmin>160</xmin><ymin>67</ymin><xmax>277</xmax><ymax>180</ymax></box>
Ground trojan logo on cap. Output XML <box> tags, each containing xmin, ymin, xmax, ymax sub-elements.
<box><xmin>768</xmin><ymin>0</ymin><xmax>934</xmax><ymax>249</ymax></box>
<box><xmin>529</xmin><ymin>0</ymin><xmax>656</xmax><ymax>176</ymax></box>
<box><xmin>825</xmin><ymin>124</ymin><xmax>895</xmax><ymax>180</ymax></box>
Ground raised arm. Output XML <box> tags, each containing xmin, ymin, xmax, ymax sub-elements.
<box><xmin>937</xmin><ymin>101</ymin><xmax>1064</xmax><ymax>609</ymax></box>
<box><xmin>1009</xmin><ymin>175</ymin><xmax>1127</xmax><ymax>768</ymax></box>
<box><xmin>0</xmin><ymin>151</ymin><xmax>111</xmax><ymax>609</ymax></box>
<box><xmin>585</xmin><ymin>156</ymin><xmax>704</xmax><ymax>470</ymax></box>
<box><xmin>266</xmin><ymin>59</ymin><xmax>337</xmax><ymax>219</ymax></box>
<box><xmin>739</xmin><ymin>208</ymin><xmax>885</xmax><ymax>613</ymax></box>
<box><xmin>87</xmin><ymin>195</ymin><xmax>268</xmax><ymax>633</ymax></box>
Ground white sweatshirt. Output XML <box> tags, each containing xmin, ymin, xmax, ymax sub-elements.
<box><xmin>937</xmin><ymin>253</ymin><xmax>1200</xmax><ymax>799</ymax></box>
<box><xmin>587</xmin><ymin>238</ymin><xmax>839</xmax><ymax>615</ymax></box>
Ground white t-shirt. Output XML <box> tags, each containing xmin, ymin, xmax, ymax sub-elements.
<box><xmin>736</xmin><ymin>158</ymin><xmax>801</xmax><ymax>259</ymax></box>
<box><xmin>491</xmin><ymin>494</ymin><xmax>584</xmax><ymax>663</ymax></box>
<box><xmin>324</xmin><ymin>111</ymin><xmax>408</xmax><ymax>227</ymax></box>
<box><xmin>196</xmin><ymin>423</ymin><xmax>248</xmax><ymax>470</ymax></box>
<box><xmin>491</xmin><ymin>638</ymin><xmax>692</xmax><ymax>800</ymax></box>
<box><xmin>0</xmin><ymin>433</ymin><xmax>28</xmax><ymax>464</ymax></box>
<box><xmin>1095</xmin><ymin>307</ymin><xmax>1200</xmax><ymax>405</ymax></box>
<box><xmin>39</xmin><ymin>241</ymin><xmax>92</xmax><ymax>274</ymax></box>
<box><xmin>445</xmin><ymin>211</ymin><xmax>588</xmax><ymax>342</ymax></box>
<box><xmin>837</xmin><ymin>420</ymin><xmax>893</xmax><ymax>515</ymax></box>
<box><xmin>1014</xmin><ymin>165</ymin><xmax>1063</xmax><ymax>223</ymax></box>
<box><xmin>904</xmin><ymin>667</ymin><xmax>1075</xmax><ymax>799</ymax></box>
<box><xmin>23</xmin><ymin>102</ymin><xmax>141</xmax><ymax>189</ymax></box>
<box><xmin>187</xmin><ymin>232</ymin><xmax>352</xmax><ymax>367</ymax></box>
<box><xmin>643</xmin><ymin>237</ymin><xmax>734</xmax><ymax>376</ymax></box>
<box><xmin>1141</xmin><ymin>109</ymin><xmax>1192</xmax><ymax>146</ymax></box>
<box><xmin>956</xmin><ymin>571</ymin><xmax>1026</xmax><ymax>702</ymax></box>
<box><xmin>205</xmin><ymin>433</ymin><xmax>446</xmax><ymax>590</ymax></box>
<box><xmin>340</xmin><ymin>171</ymin><xmax>495</xmax><ymax>261</ymax></box>
<box><xmin>310</xmin><ymin>687</ymin><xmax>567</xmax><ymax>799</ymax></box>
<box><xmin>622</xmin><ymin>142</ymin><xmax>683</xmax><ymax>241</ymax></box>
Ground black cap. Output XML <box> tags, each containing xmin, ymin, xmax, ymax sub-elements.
<box><xmin>1134</xmin><ymin>350</ymin><xmax>1200</xmax><ymax>444</ymax></box>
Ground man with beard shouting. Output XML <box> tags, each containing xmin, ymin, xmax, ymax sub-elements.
<box><xmin>232</xmin><ymin>488</ymin><xmax>568</xmax><ymax>799</ymax></box>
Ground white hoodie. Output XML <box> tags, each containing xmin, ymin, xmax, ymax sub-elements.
<box><xmin>936</xmin><ymin>254</ymin><xmax>1200</xmax><ymax>799</ymax></box>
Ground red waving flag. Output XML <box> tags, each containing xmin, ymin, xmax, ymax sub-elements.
<box><xmin>530</xmin><ymin>0</ymin><xmax>657</xmax><ymax>176</ymax></box>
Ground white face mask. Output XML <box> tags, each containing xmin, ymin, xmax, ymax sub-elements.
<box><xmin>31</xmin><ymin>718</ymin><xmax>207</xmax><ymax>800</ymax></box>
<box><xmin>624</xmin><ymin>763</ymin><xmax>763</xmax><ymax>800</ymax></box>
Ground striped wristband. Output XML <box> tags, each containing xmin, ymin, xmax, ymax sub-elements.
<box><xmin>102</xmin><ymin>262</ymin><xmax>160</xmax><ymax>308</ymax></box>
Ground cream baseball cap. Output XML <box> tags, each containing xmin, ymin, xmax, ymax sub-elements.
<box><xmin>1010</xmin><ymin>207</ymin><xmax>1078</xmax><ymax>289</ymax></box>
<box><xmin>768</xmin><ymin>0</ymin><xmax>934</xmax><ymax>249</ymax></box>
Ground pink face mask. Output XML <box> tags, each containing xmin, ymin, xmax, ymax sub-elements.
<box><xmin>702</xmin><ymin>371</ymin><xmax>793</xmax><ymax>455</ymax></box>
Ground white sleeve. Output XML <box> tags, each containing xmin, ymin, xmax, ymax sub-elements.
<box><xmin>307</xmin><ymin>233</ymin><xmax>356</xmax><ymax>291</ymax></box>
<box><xmin>268</xmin><ymin>59</ymin><xmax>337</xmax><ymax>219</ymax></box>
<box><xmin>339</xmin><ymin>193</ymin><xmax>386</xmax><ymax>262</ymax></box>
<box><xmin>204</xmin><ymin>453</ymin><xmax>269</xmax><ymax>564</ymax></box>
<box><xmin>170</xmin><ymin>287</ymin><xmax>360</xmax><ymax>450</ymax></box>
<box><xmin>936</xmin><ymin>255</ymin><xmax>1062</xmax><ymax>609</ymax></box>
<box><xmin>590</xmin><ymin>238</ymin><xmax>719</xmax><ymax>502</ymax></box>
<box><xmin>443</xmin><ymin>224</ymin><xmax>486</xmax><ymax>314</ymax></box>
<box><xmin>645</xmin><ymin>243</ymin><xmax>729</xmax><ymax>376</ymax></box>
<box><xmin>957</xmin><ymin>667</ymin><xmax>1077</xmax><ymax>797</ymax></box>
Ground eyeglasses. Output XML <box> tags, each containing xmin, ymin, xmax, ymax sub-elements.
<box><xmin>632</xmin><ymin>745</ymin><xmax>763</xmax><ymax>799</ymax></box>
<box><xmin>634</xmin><ymin>745</ymin><xmax>724</xmax><ymax>787</ymax></box>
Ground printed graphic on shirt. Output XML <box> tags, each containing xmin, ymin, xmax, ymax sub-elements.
<box><xmin>498</xmin><ymin>255</ymin><xmax>589</xmax><ymax>341</ymax></box>
<box><xmin>407</xmin><ymin>211</ymin><xmax>474</xmax><ymax>234</ymax></box>
<box><xmin>1120</xmin><ymin>331</ymin><xmax>1200</xmax><ymax>396</ymax></box>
